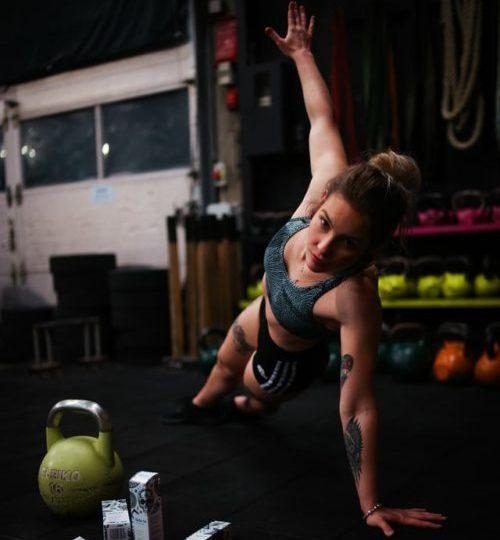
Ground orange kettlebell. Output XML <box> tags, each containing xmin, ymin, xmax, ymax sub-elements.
<box><xmin>474</xmin><ymin>323</ymin><xmax>500</xmax><ymax>386</ymax></box>
<box><xmin>432</xmin><ymin>323</ymin><xmax>473</xmax><ymax>383</ymax></box>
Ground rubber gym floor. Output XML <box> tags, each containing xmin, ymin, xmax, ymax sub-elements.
<box><xmin>2</xmin><ymin>362</ymin><xmax>499</xmax><ymax>540</ymax></box>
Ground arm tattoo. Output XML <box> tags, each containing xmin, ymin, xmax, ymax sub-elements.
<box><xmin>344</xmin><ymin>416</ymin><xmax>363</xmax><ymax>485</ymax></box>
<box><xmin>340</xmin><ymin>354</ymin><xmax>354</xmax><ymax>388</ymax></box>
<box><xmin>231</xmin><ymin>320</ymin><xmax>254</xmax><ymax>353</ymax></box>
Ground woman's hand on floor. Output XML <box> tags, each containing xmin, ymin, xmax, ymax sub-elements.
<box><xmin>366</xmin><ymin>507</ymin><xmax>447</xmax><ymax>537</ymax></box>
<box><xmin>264</xmin><ymin>1</ymin><xmax>314</xmax><ymax>59</ymax></box>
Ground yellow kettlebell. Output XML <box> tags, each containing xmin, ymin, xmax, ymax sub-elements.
<box><xmin>38</xmin><ymin>399</ymin><xmax>124</xmax><ymax>517</ymax></box>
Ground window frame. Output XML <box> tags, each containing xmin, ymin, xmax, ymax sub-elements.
<box><xmin>18</xmin><ymin>85</ymin><xmax>192</xmax><ymax>189</ymax></box>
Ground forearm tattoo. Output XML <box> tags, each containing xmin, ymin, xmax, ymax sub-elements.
<box><xmin>340</xmin><ymin>354</ymin><xmax>354</xmax><ymax>389</ymax></box>
<box><xmin>231</xmin><ymin>320</ymin><xmax>254</xmax><ymax>353</ymax></box>
<box><xmin>344</xmin><ymin>416</ymin><xmax>363</xmax><ymax>485</ymax></box>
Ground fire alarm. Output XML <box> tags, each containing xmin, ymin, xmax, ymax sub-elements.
<box><xmin>212</xmin><ymin>161</ymin><xmax>227</xmax><ymax>187</ymax></box>
<box><xmin>225</xmin><ymin>87</ymin><xmax>239</xmax><ymax>111</ymax></box>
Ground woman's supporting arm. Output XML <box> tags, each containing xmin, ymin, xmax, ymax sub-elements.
<box><xmin>337</xmin><ymin>283</ymin><xmax>447</xmax><ymax>537</ymax></box>
<box><xmin>337</xmin><ymin>289</ymin><xmax>381</xmax><ymax>517</ymax></box>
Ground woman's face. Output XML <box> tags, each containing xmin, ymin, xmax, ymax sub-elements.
<box><xmin>306</xmin><ymin>192</ymin><xmax>371</xmax><ymax>273</ymax></box>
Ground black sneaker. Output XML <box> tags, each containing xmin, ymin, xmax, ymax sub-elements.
<box><xmin>161</xmin><ymin>398</ymin><xmax>230</xmax><ymax>425</ymax></box>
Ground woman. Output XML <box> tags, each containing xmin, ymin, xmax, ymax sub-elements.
<box><xmin>164</xmin><ymin>2</ymin><xmax>446</xmax><ymax>535</ymax></box>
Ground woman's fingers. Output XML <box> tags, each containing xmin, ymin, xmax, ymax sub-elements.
<box><xmin>308</xmin><ymin>14</ymin><xmax>315</xmax><ymax>36</ymax></box>
<box><xmin>370</xmin><ymin>508</ymin><xmax>447</xmax><ymax>536</ymax></box>
<box><xmin>288</xmin><ymin>2</ymin><xmax>297</xmax><ymax>29</ymax></box>
<box><xmin>299</xmin><ymin>4</ymin><xmax>307</xmax><ymax>27</ymax></box>
<box><xmin>377</xmin><ymin>518</ymin><xmax>395</xmax><ymax>537</ymax></box>
<box><xmin>399</xmin><ymin>509</ymin><xmax>447</xmax><ymax>521</ymax></box>
<box><xmin>264</xmin><ymin>26</ymin><xmax>283</xmax><ymax>47</ymax></box>
<box><xmin>400</xmin><ymin>517</ymin><xmax>443</xmax><ymax>528</ymax></box>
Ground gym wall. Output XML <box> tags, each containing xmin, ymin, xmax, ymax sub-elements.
<box><xmin>0</xmin><ymin>45</ymin><xmax>197</xmax><ymax>307</ymax></box>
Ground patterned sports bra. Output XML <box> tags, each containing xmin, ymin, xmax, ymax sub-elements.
<box><xmin>263</xmin><ymin>217</ymin><xmax>368</xmax><ymax>339</ymax></box>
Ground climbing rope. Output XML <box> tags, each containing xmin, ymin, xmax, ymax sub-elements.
<box><xmin>441</xmin><ymin>0</ymin><xmax>484</xmax><ymax>150</ymax></box>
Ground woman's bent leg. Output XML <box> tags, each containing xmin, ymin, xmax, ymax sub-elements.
<box><xmin>192</xmin><ymin>296</ymin><xmax>261</xmax><ymax>408</ymax></box>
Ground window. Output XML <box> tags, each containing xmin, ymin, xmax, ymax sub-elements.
<box><xmin>18</xmin><ymin>88</ymin><xmax>190</xmax><ymax>187</ymax></box>
<box><xmin>21</xmin><ymin>108</ymin><xmax>96</xmax><ymax>187</ymax></box>
<box><xmin>0</xmin><ymin>130</ymin><xmax>5</xmax><ymax>191</ymax></box>
<box><xmin>101</xmin><ymin>89</ymin><xmax>190</xmax><ymax>176</ymax></box>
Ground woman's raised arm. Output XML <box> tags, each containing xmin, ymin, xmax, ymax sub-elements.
<box><xmin>265</xmin><ymin>2</ymin><xmax>348</xmax><ymax>212</ymax></box>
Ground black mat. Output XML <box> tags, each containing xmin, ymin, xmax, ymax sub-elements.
<box><xmin>1</xmin><ymin>362</ymin><xmax>499</xmax><ymax>540</ymax></box>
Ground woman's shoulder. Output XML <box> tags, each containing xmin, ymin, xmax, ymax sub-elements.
<box><xmin>314</xmin><ymin>265</ymin><xmax>381</xmax><ymax>328</ymax></box>
<box><xmin>332</xmin><ymin>266</ymin><xmax>381</xmax><ymax>321</ymax></box>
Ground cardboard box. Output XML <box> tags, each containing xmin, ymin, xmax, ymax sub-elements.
<box><xmin>185</xmin><ymin>521</ymin><xmax>231</xmax><ymax>540</ymax></box>
<box><xmin>101</xmin><ymin>499</ymin><xmax>132</xmax><ymax>540</ymax></box>
<box><xmin>129</xmin><ymin>471</ymin><xmax>164</xmax><ymax>540</ymax></box>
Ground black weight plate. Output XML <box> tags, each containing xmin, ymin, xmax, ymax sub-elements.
<box><xmin>108</xmin><ymin>267</ymin><xmax>168</xmax><ymax>292</ymax></box>
<box><xmin>109</xmin><ymin>290</ymin><xmax>168</xmax><ymax>309</ymax></box>
<box><xmin>50</xmin><ymin>254</ymin><xmax>116</xmax><ymax>275</ymax></box>
<box><xmin>111</xmin><ymin>308</ymin><xmax>168</xmax><ymax>330</ymax></box>
<box><xmin>56</xmin><ymin>290</ymin><xmax>110</xmax><ymax>310</ymax></box>
<box><xmin>53</xmin><ymin>272</ymin><xmax>111</xmax><ymax>294</ymax></box>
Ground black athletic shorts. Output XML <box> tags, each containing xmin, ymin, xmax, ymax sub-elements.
<box><xmin>252</xmin><ymin>298</ymin><xmax>329</xmax><ymax>397</ymax></box>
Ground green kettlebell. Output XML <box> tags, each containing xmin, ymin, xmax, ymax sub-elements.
<box><xmin>378</xmin><ymin>274</ymin><xmax>408</xmax><ymax>299</ymax></box>
<box><xmin>417</xmin><ymin>275</ymin><xmax>443</xmax><ymax>298</ymax></box>
<box><xmin>474</xmin><ymin>274</ymin><xmax>500</xmax><ymax>297</ymax></box>
<box><xmin>38</xmin><ymin>399</ymin><xmax>123</xmax><ymax>517</ymax></box>
<box><xmin>442</xmin><ymin>257</ymin><xmax>472</xmax><ymax>298</ymax></box>
<box><xmin>378</xmin><ymin>257</ymin><xmax>410</xmax><ymax>299</ymax></box>
<box><xmin>442</xmin><ymin>272</ymin><xmax>472</xmax><ymax>298</ymax></box>
<box><xmin>246</xmin><ymin>280</ymin><xmax>264</xmax><ymax>301</ymax></box>
<box><xmin>414</xmin><ymin>257</ymin><xmax>444</xmax><ymax>298</ymax></box>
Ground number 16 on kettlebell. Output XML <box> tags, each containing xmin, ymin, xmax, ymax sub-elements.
<box><xmin>38</xmin><ymin>399</ymin><xmax>124</xmax><ymax>517</ymax></box>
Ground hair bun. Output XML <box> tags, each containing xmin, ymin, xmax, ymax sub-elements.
<box><xmin>368</xmin><ymin>149</ymin><xmax>421</xmax><ymax>194</ymax></box>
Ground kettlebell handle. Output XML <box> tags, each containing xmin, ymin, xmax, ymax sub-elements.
<box><xmin>47</xmin><ymin>399</ymin><xmax>113</xmax><ymax>432</ymax></box>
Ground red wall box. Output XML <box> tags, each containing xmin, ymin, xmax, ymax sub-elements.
<box><xmin>215</xmin><ymin>17</ymin><xmax>237</xmax><ymax>64</ymax></box>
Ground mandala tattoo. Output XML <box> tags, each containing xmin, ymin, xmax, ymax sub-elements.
<box><xmin>344</xmin><ymin>416</ymin><xmax>363</xmax><ymax>485</ymax></box>
<box><xmin>232</xmin><ymin>321</ymin><xmax>253</xmax><ymax>353</ymax></box>
<box><xmin>340</xmin><ymin>354</ymin><xmax>354</xmax><ymax>389</ymax></box>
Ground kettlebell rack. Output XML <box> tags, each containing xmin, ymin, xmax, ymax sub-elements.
<box><xmin>31</xmin><ymin>317</ymin><xmax>106</xmax><ymax>371</ymax></box>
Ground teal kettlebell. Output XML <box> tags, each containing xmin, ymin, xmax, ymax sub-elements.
<box><xmin>376</xmin><ymin>324</ymin><xmax>391</xmax><ymax>373</ymax></box>
<box><xmin>38</xmin><ymin>399</ymin><xmax>123</xmax><ymax>517</ymax></box>
<box><xmin>389</xmin><ymin>323</ymin><xmax>431</xmax><ymax>381</ymax></box>
<box><xmin>198</xmin><ymin>327</ymin><xmax>227</xmax><ymax>375</ymax></box>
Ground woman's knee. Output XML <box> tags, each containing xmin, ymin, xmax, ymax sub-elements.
<box><xmin>213</xmin><ymin>350</ymin><xmax>246</xmax><ymax>381</ymax></box>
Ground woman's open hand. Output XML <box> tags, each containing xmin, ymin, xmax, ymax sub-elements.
<box><xmin>366</xmin><ymin>506</ymin><xmax>447</xmax><ymax>537</ymax></box>
<box><xmin>264</xmin><ymin>1</ymin><xmax>314</xmax><ymax>59</ymax></box>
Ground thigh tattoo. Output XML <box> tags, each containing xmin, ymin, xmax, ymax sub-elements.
<box><xmin>231</xmin><ymin>320</ymin><xmax>254</xmax><ymax>353</ymax></box>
